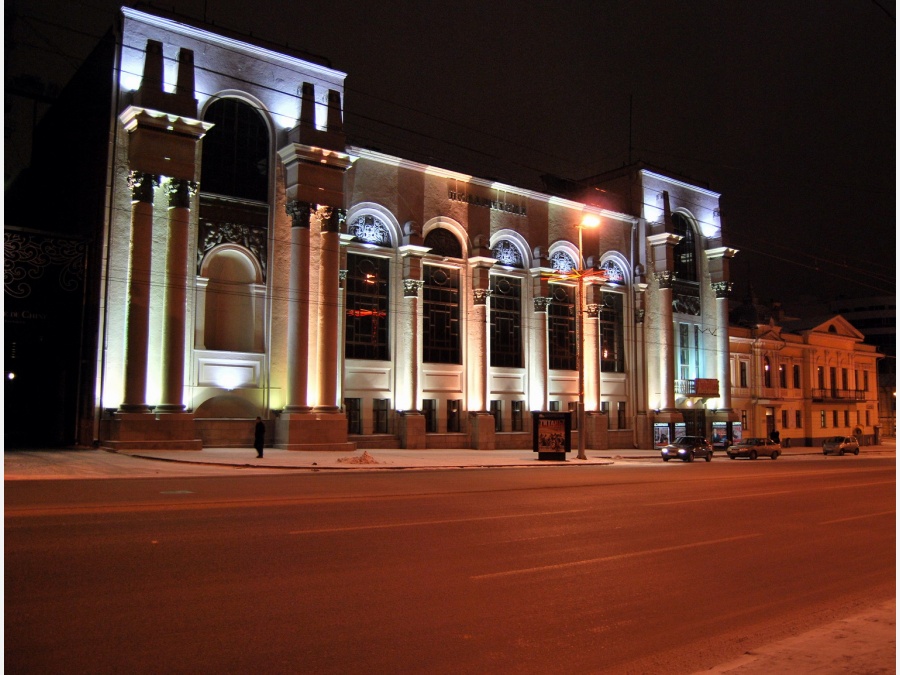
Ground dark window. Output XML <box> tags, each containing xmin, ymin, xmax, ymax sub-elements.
<box><xmin>489</xmin><ymin>276</ymin><xmax>522</xmax><ymax>368</ymax></box>
<box><xmin>795</xmin><ymin>410</ymin><xmax>802</xmax><ymax>428</ymax></box>
<box><xmin>373</xmin><ymin>399</ymin><xmax>390</xmax><ymax>434</ymax></box>
<box><xmin>672</xmin><ymin>213</ymin><xmax>697</xmax><ymax>282</ymax></box>
<box><xmin>832</xmin><ymin>410</ymin><xmax>839</xmax><ymax>427</ymax></box>
<box><xmin>345</xmin><ymin>398</ymin><xmax>361</xmax><ymax>435</ymax></box>
<box><xmin>345</xmin><ymin>254</ymin><xmax>390</xmax><ymax>360</ymax></box>
<box><xmin>549</xmin><ymin>400</ymin><xmax>561</xmax><ymax>412</ymax></box>
<box><xmin>447</xmin><ymin>399</ymin><xmax>461</xmax><ymax>432</ymax></box>
<box><xmin>423</xmin><ymin>399</ymin><xmax>437</xmax><ymax>433</ymax></box>
<box><xmin>763</xmin><ymin>357</ymin><xmax>772</xmax><ymax>388</ymax></box>
<box><xmin>490</xmin><ymin>400</ymin><xmax>502</xmax><ymax>432</ymax></box>
<box><xmin>793</xmin><ymin>364</ymin><xmax>801</xmax><ymax>389</ymax></box>
<box><xmin>424</xmin><ymin>228</ymin><xmax>462</xmax><ymax>258</ymax></box>
<box><xmin>779</xmin><ymin>364</ymin><xmax>787</xmax><ymax>388</ymax></box>
<box><xmin>548</xmin><ymin>284</ymin><xmax>576</xmax><ymax>370</ymax></box>
<box><xmin>600</xmin><ymin>292</ymin><xmax>624</xmax><ymax>372</ymax></box>
<box><xmin>617</xmin><ymin>401</ymin><xmax>627</xmax><ymax>430</ymax></box>
<box><xmin>512</xmin><ymin>400</ymin><xmax>524</xmax><ymax>432</ymax></box>
<box><xmin>739</xmin><ymin>362</ymin><xmax>748</xmax><ymax>388</ymax></box>
<box><xmin>423</xmin><ymin>265</ymin><xmax>460</xmax><ymax>364</ymax></box>
<box><xmin>201</xmin><ymin>98</ymin><xmax>269</xmax><ymax>202</ymax></box>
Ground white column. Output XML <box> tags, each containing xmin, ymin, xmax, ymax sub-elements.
<box><xmin>397</xmin><ymin>279</ymin><xmax>424</xmax><ymax>411</ymax></box>
<box><xmin>656</xmin><ymin>272</ymin><xmax>677</xmax><ymax>411</ymax></box>
<box><xmin>470</xmin><ymin>290</ymin><xmax>490</xmax><ymax>412</ymax></box>
<box><xmin>714</xmin><ymin>283</ymin><xmax>733</xmax><ymax>411</ymax></box>
<box><xmin>315</xmin><ymin>207</ymin><xmax>342</xmax><ymax>411</ymax></box>
<box><xmin>530</xmin><ymin>297</ymin><xmax>550</xmax><ymax>411</ymax></box>
<box><xmin>158</xmin><ymin>178</ymin><xmax>197</xmax><ymax>411</ymax></box>
<box><xmin>120</xmin><ymin>172</ymin><xmax>158</xmax><ymax>412</ymax></box>
<box><xmin>284</xmin><ymin>202</ymin><xmax>312</xmax><ymax>412</ymax></box>
<box><xmin>584</xmin><ymin>303</ymin><xmax>600</xmax><ymax>411</ymax></box>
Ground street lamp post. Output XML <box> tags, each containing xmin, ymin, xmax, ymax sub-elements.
<box><xmin>576</xmin><ymin>215</ymin><xmax>600</xmax><ymax>460</ymax></box>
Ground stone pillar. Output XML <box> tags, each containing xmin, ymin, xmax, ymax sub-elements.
<box><xmin>315</xmin><ymin>206</ymin><xmax>343</xmax><ymax>412</ymax></box>
<box><xmin>713</xmin><ymin>281</ymin><xmax>734</xmax><ymax>411</ymax></box>
<box><xmin>531</xmin><ymin>296</ymin><xmax>551</xmax><ymax>411</ymax></box>
<box><xmin>656</xmin><ymin>271</ymin><xmax>677</xmax><ymax>412</ymax></box>
<box><xmin>584</xmin><ymin>303</ymin><xmax>600</xmax><ymax>412</ymax></box>
<box><xmin>471</xmin><ymin>288</ymin><xmax>491</xmax><ymax>413</ymax></box>
<box><xmin>284</xmin><ymin>201</ymin><xmax>313</xmax><ymax>412</ymax></box>
<box><xmin>120</xmin><ymin>171</ymin><xmax>158</xmax><ymax>412</ymax></box>
<box><xmin>398</xmin><ymin>279</ymin><xmax>425</xmax><ymax>411</ymax></box>
<box><xmin>157</xmin><ymin>178</ymin><xmax>197</xmax><ymax>412</ymax></box>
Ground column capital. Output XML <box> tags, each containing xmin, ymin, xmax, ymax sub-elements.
<box><xmin>635</xmin><ymin>308</ymin><xmax>646</xmax><ymax>324</ymax></box>
<box><xmin>533</xmin><ymin>296</ymin><xmax>552</xmax><ymax>312</ymax></box>
<box><xmin>654</xmin><ymin>270</ymin><xmax>675</xmax><ymax>289</ymax></box>
<box><xmin>585</xmin><ymin>303</ymin><xmax>600</xmax><ymax>318</ymax></box>
<box><xmin>473</xmin><ymin>288</ymin><xmax>492</xmax><ymax>305</ymax></box>
<box><xmin>286</xmin><ymin>201</ymin><xmax>314</xmax><ymax>228</ymax></box>
<box><xmin>711</xmin><ymin>280</ymin><xmax>734</xmax><ymax>298</ymax></box>
<box><xmin>403</xmin><ymin>279</ymin><xmax>425</xmax><ymax>297</ymax></box>
<box><xmin>128</xmin><ymin>171</ymin><xmax>159</xmax><ymax>203</ymax></box>
<box><xmin>165</xmin><ymin>178</ymin><xmax>198</xmax><ymax>209</ymax></box>
<box><xmin>317</xmin><ymin>205</ymin><xmax>345</xmax><ymax>233</ymax></box>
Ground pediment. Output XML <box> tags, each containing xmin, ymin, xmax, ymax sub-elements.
<box><xmin>806</xmin><ymin>315</ymin><xmax>865</xmax><ymax>340</ymax></box>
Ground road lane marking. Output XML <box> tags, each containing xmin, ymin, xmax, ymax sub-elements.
<box><xmin>287</xmin><ymin>508</ymin><xmax>593</xmax><ymax>535</ymax></box>
<box><xmin>819</xmin><ymin>510</ymin><xmax>895</xmax><ymax>525</ymax></box>
<box><xmin>648</xmin><ymin>479</ymin><xmax>895</xmax><ymax>506</ymax></box>
<box><xmin>470</xmin><ymin>533</ymin><xmax>764</xmax><ymax>580</ymax></box>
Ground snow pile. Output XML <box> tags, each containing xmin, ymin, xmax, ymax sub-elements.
<box><xmin>337</xmin><ymin>451</ymin><xmax>379</xmax><ymax>464</ymax></box>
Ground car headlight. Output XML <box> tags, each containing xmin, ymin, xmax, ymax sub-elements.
<box><xmin>677</xmin><ymin>449</ymin><xmax>686</xmax><ymax>454</ymax></box>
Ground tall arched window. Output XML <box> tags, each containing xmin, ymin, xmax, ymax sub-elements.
<box><xmin>201</xmin><ymin>98</ymin><xmax>269</xmax><ymax>202</ymax></box>
<box><xmin>197</xmin><ymin>98</ymin><xmax>271</xmax><ymax>356</ymax></box>
<box><xmin>672</xmin><ymin>213</ymin><xmax>697</xmax><ymax>282</ymax></box>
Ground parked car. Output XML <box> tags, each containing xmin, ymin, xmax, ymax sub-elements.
<box><xmin>661</xmin><ymin>436</ymin><xmax>714</xmax><ymax>462</ymax></box>
<box><xmin>822</xmin><ymin>436</ymin><xmax>860</xmax><ymax>456</ymax></box>
<box><xmin>727</xmin><ymin>437</ymin><xmax>781</xmax><ymax>460</ymax></box>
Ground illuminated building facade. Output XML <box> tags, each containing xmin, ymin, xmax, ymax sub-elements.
<box><xmin>11</xmin><ymin>7</ymin><xmax>876</xmax><ymax>451</ymax></box>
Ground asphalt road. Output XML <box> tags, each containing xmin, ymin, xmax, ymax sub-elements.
<box><xmin>5</xmin><ymin>459</ymin><xmax>895</xmax><ymax>674</ymax></box>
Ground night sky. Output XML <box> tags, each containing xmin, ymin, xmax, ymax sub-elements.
<box><xmin>7</xmin><ymin>0</ymin><xmax>896</xmax><ymax>315</ymax></box>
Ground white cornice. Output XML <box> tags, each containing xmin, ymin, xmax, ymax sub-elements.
<box><xmin>122</xmin><ymin>7</ymin><xmax>346</xmax><ymax>84</ymax></box>
<box><xmin>641</xmin><ymin>169</ymin><xmax>721</xmax><ymax>198</ymax></box>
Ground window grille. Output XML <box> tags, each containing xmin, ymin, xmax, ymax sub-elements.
<box><xmin>423</xmin><ymin>265</ymin><xmax>461</xmax><ymax>364</ymax></box>
<box><xmin>345</xmin><ymin>254</ymin><xmax>390</xmax><ymax>360</ymax></box>
<box><xmin>548</xmin><ymin>284</ymin><xmax>576</xmax><ymax>370</ymax></box>
<box><xmin>489</xmin><ymin>276</ymin><xmax>522</xmax><ymax>368</ymax></box>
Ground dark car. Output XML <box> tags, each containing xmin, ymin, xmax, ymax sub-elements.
<box><xmin>727</xmin><ymin>437</ymin><xmax>781</xmax><ymax>460</ymax></box>
<box><xmin>661</xmin><ymin>436</ymin><xmax>713</xmax><ymax>462</ymax></box>
<box><xmin>822</xmin><ymin>436</ymin><xmax>860</xmax><ymax>456</ymax></box>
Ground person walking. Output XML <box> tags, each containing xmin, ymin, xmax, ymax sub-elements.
<box><xmin>254</xmin><ymin>416</ymin><xmax>265</xmax><ymax>458</ymax></box>
<box><xmin>770</xmin><ymin>428</ymin><xmax>781</xmax><ymax>445</ymax></box>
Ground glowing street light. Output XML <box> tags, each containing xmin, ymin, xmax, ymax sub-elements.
<box><xmin>576</xmin><ymin>214</ymin><xmax>601</xmax><ymax>460</ymax></box>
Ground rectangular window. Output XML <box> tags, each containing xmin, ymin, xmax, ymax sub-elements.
<box><xmin>423</xmin><ymin>399</ymin><xmax>437</xmax><ymax>433</ymax></box>
<box><xmin>817</xmin><ymin>366</ymin><xmax>825</xmax><ymax>389</ymax></box>
<box><xmin>844</xmin><ymin>410</ymin><xmax>850</xmax><ymax>427</ymax></box>
<box><xmin>694</xmin><ymin>325</ymin><xmax>701</xmax><ymax>380</ymax></box>
<box><xmin>779</xmin><ymin>364</ymin><xmax>787</xmax><ymax>388</ymax></box>
<box><xmin>832</xmin><ymin>410</ymin><xmax>839</xmax><ymax>427</ymax></box>
<box><xmin>830</xmin><ymin>367</ymin><xmax>837</xmax><ymax>395</ymax></box>
<box><xmin>345</xmin><ymin>253</ymin><xmax>390</xmax><ymax>360</ymax></box>
<box><xmin>423</xmin><ymin>265</ymin><xmax>461</xmax><ymax>364</ymax></box>
<box><xmin>740</xmin><ymin>362</ymin><xmax>748</xmax><ymax>388</ymax></box>
<box><xmin>490</xmin><ymin>400</ymin><xmax>502</xmax><ymax>432</ymax></box>
<box><xmin>781</xmin><ymin>410</ymin><xmax>788</xmax><ymax>428</ymax></box>
<box><xmin>549</xmin><ymin>400</ymin><xmax>561</xmax><ymax>412</ymax></box>
<box><xmin>373</xmin><ymin>399</ymin><xmax>390</xmax><ymax>434</ymax></box>
<box><xmin>793</xmin><ymin>364</ymin><xmax>801</xmax><ymax>389</ymax></box>
<box><xmin>864</xmin><ymin>371</ymin><xmax>869</xmax><ymax>392</ymax></box>
<box><xmin>447</xmin><ymin>399</ymin><xmax>461</xmax><ymax>433</ymax></box>
<box><xmin>842</xmin><ymin>368</ymin><xmax>849</xmax><ymax>390</ymax></box>
<box><xmin>489</xmin><ymin>276</ymin><xmax>522</xmax><ymax>368</ymax></box>
<box><xmin>678</xmin><ymin>323</ymin><xmax>691</xmax><ymax>380</ymax></box>
<box><xmin>548</xmin><ymin>284</ymin><xmax>576</xmax><ymax>370</ymax></box>
<box><xmin>866</xmin><ymin>410</ymin><xmax>870</xmax><ymax>425</ymax></box>
<box><xmin>617</xmin><ymin>401</ymin><xmax>627</xmax><ymax>430</ymax></box>
<box><xmin>795</xmin><ymin>410</ymin><xmax>802</xmax><ymax>428</ymax></box>
<box><xmin>599</xmin><ymin>292</ymin><xmax>624</xmax><ymax>372</ymax></box>
<box><xmin>741</xmin><ymin>410</ymin><xmax>748</xmax><ymax>429</ymax></box>
<box><xmin>345</xmin><ymin>398</ymin><xmax>362</xmax><ymax>435</ymax></box>
<box><xmin>512</xmin><ymin>400</ymin><xmax>524</xmax><ymax>432</ymax></box>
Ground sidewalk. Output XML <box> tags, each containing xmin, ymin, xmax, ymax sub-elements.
<box><xmin>111</xmin><ymin>441</ymin><xmax>893</xmax><ymax>472</ymax></box>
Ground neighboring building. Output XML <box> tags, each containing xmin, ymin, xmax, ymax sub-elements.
<box><xmin>828</xmin><ymin>296</ymin><xmax>895</xmax><ymax>437</ymax></box>
<box><xmin>729</xmin><ymin>292</ymin><xmax>882</xmax><ymax>446</ymax></box>
<box><xmin>4</xmin><ymin>7</ymin><xmax>877</xmax><ymax>452</ymax></box>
